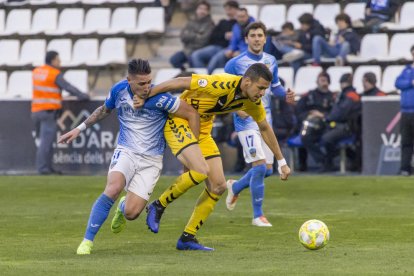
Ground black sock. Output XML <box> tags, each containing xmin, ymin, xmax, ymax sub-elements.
<box><xmin>180</xmin><ymin>232</ymin><xmax>195</xmax><ymax>242</ymax></box>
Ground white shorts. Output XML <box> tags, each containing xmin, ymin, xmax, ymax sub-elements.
<box><xmin>238</xmin><ymin>129</ymin><xmax>274</xmax><ymax>164</ymax></box>
<box><xmin>108</xmin><ymin>146</ymin><xmax>163</xmax><ymax>201</ymax></box>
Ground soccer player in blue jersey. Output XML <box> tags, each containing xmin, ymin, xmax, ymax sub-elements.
<box><xmin>57</xmin><ymin>59</ymin><xmax>199</xmax><ymax>255</ymax></box>
<box><xmin>224</xmin><ymin>22</ymin><xmax>294</xmax><ymax>227</ymax></box>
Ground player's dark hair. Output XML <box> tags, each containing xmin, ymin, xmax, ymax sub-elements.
<box><xmin>197</xmin><ymin>0</ymin><xmax>211</xmax><ymax>11</ymax></box>
<box><xmin>128</xmin><ymin>59</ymin><xmax>151</xmax><ymax>75</ymax></box>
<box><xmin>224</xmin><ymin>0</ymin><xmax>239</xmax><ymax>9</ymax></box>
<box><xmin>363</xmin><ymin>72</ymin><xmax>377</xmax><ymax>85</ymax></box>
<box><xmin>244</xmin><ymin>22</ymin><xmax>267</xmax><ymax>37</ymax></box>
<box><xmin>45</xmin><ymin>51</ymin><xmax>59</xmax><ymax>65</ymax></box>
<box><xmin>335</xmin><ymin>13</ymin><xmax>351</xmax><ymax>27</ymax></box>
<box><xmin>244</xmin><ymin>63</ymin><xmax>273</xmax><ymax>83</ymax></box>
<box><xmin>298</xmin><ymin>13</ymin><xmax>314</xmax><ymax>25</ymax></box>
<box><xmin>238</xmin><ymin>7</ymin><xmax>248</xmax><ymax>14</ymax></box>
<box><xmin>282</xmin><ymin>22</ymin><xmax>294</xmax><ymax>31</ymax></box>
<box><xmin>318</xmin><ymin>71</ymin><xmax>331</xmax><ymax>84</ymax></box>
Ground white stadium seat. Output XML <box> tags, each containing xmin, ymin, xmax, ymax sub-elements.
<box><xmin>30</xmin><ymin>0</ymin><xmax>56</xmax><ymax>6</ymax></box>
<box><xmin>378</xmin><ymin>33</ymin><xmax>414</xmax><ymax>62</ymax></box>
<box><xmin>125</xmin><ymin>7</ymin><xmax>165</xmax><ymax>34</ymax></box>
<box><xmin>382</xmin><ymin>65</ymin><xmax>405</xmax><ymax>93</ymax></box>
<box><xmin>0</xmin><ymin>71</ymin><xmax>7</xmax><ymax>96</ymax></box>
<box><xmin>187</xmin><ymin>68</ymin><xmax>208</xmax><ymax>75</ymax></box>
<box><xmin>347</xmin><ymin>34</ymin><xmax>388</xmax><ymax>63</ymax></box>
<box><xmin>294</xmin><ymin>66</ymin><xmax>322</xmax><ymax>95</ymax></box>
<box><xmin>287</xmin><ymin>4</ymin><xmax>313</xmax><ymax>29</ymax></box>
<box><xmin>353</xmin><ymin>65</ymin><xmax>382</xmax><ymax>93</ymax></box>
<box><xmin>212</xmin><ymin>68</ymin><xmax>225</xmax><ymax>75</ymax></box>
<box><xmin>313</xmin><ymin>3</ymin><xmax>340</xmax><ymax>31</ymax></box>
<box><xmin>19</xmin><ymin>8</ymin><xmax>58</xmax><ymax>35</ymax></box>
<box><xmin>88</xmin><ymin>38</ymin><xmax>126</xmax><ymax>66</ymax></box>
<box><xmin>1</xmin><ymin>9</ymin><xmax>31</xmax><ymax>36</ymax></box>
<box><xmin>0</xmin><ymin>10</ymin><xmax>5</xmax><ymax>33</ymax></box>
<box><xmin>259</xmin><ymin>5</ymin><xmax>286</xmax><ymax>32</ymax></box>
<box><xmin>17</xmin><ymin>39</ymin><xmax>47</xmax><ymax>66</ymax></box>
<box><xmin>344</xmin><ymin>3</ymin><xmax>366</xmax><ymax>22</ymax></box>
<box><xmin>98</xmin><ymin>7</ymin><xmax>137</xmax><ymax>35</ymax></box>
<box><xmin>0</xmin><ymin>40</ymin><xmax>20</xmax><ymax>66</ymax></box>
<box><xmin>63</xmin><ymin>70</ymin><xmax>89</xmax><ymax>96</ymax></box>
<box><xmin>46</xmin><ymin>8</ymin><xmax>84</xmax><ymax>36</ymax></box>
<box><xmin>108</xmin><ymin>0</ymin><xmax>134</xmax><ymax>3</ymax></box>
<box><xmin>278</xmin><ymin>67</ymin><xmax>294</xmax><ymax>90</ymax></box>
<box><xmin>56</xmin><ymin>0</ymin><xmax>80</xmax><ymax>4</ymax></box>
<box><xmin>47</xmin><ymin>39</ymin><xmax>72</xmax><ymax>66</ymax></box>
<box><xmin>7</xmin><ymin>71</ymin><xmax>33</xmax><ymax>99</ymax></box>
<box><xmin>242</xmin><ymin>5</ymin><xmax>259</xmax><ymax>20</ymax></box>
<box><xmin>382</xmin><ymin>2</ymin><xmax>414</xmax><ymax>31</ymax></box>
<box><xmin>327</xmin><ymin>66</ymin><xmax>353</xmax><ymax>92</ymax></box>
<box><xmin>72</xmin><ymin>8</ymin><xmax>111</xmax><ymax>35</ymax></box>
<box><xmin>154</xmin><ymin>68</ymin><xmax>181</xmax><ymax>85</ymax></box>
<box><xmin>70</xmin><ymin>39</ymin><xmax>99</xmax><ymax>66</ymax></box>
<box><xmin>81</xmin><ymin>0</ymin><xmax>107</xmax><ymax>4</ymax></box>
<box><xmin>134</xmin><ymin>0</ymin><xmax>155</xmax><ymax>3</ymax></box>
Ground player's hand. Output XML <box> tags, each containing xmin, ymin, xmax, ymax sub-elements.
<box><xmin>278</xmin><ymin>164</ymin><xmax>291</xmax><ymax>180</ymax></box>
<box><xmin>57</xmin><ymin>128</ymin><xmax>81</xmax><ymax>144</ymax></box>
<box><xmin>286</xmin><ymin>88</ymin><xmax>296</xmax><ymax>104</ymax></box>
<box><xmin>133</xmin><ymin>94</ymin><xmax>145</xmax><ymax>109</ymax></box>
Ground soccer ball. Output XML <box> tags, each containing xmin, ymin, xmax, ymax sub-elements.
<box><xmin>299</xmin><ymin>219</ymin><xmax>330</xmax><ymax>250</ymax></box>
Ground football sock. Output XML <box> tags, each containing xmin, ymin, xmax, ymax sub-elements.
<box><xmin>250</xmin><ymin>164</ymin><xmax>267</xmax><ymax>218</ymax></box>
<box><xmin>84</xmin><ymin>193</ymin><xmax>114</xmax><ymax>241</ymax></box>
<box><xmin>232</xmin><ymin>169</ymin><xmax>253</xmax><ymax>195</ymax></box>
<box><xmin>184</xmin><ymin>188</ymin><xmax>220</xmax><ymax>235</ymax></box>
<box><xmin>265</xmin><ymin>167</ymin><xmax>273</xmax><ymax>178</ymax></box>
<box><xmin>159</xmin><ymin>170</ymin><xmax>207</xmax><ymax>208</ymax></box>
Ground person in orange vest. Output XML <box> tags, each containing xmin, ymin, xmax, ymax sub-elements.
<box><xmin>31</xmin><ymin>50</ymin><xmax>89</xmax><ymax>175</ymax></box>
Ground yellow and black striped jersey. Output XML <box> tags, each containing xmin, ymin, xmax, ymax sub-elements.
<box><xmin>180</xmin><ymin>73</ymin><xmax>267</xmax><ymax>123</ymax></box>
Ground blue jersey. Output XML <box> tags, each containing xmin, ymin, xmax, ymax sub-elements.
<box><xmin>105</xmin><ymin>80</ymin><xmax>180</xmax><ymax>156</ymax></box>
<box><xmin>224</xmin><ymin>51</ymin><xmax>285</xmax><ymax>132</ymax></box>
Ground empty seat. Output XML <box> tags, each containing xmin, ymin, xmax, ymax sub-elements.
<box><xmin>19</xmin><ymin>8</ymin><xmax>58</xmax><ymax>35</ymax></box>
<box><xmin>242</xmin><ymin>5</ymin><xmax>259</xmax><ymax>20</ymax></box>
<box><xmin>46</xmin><ymin>8</ymin><xmax>84</xmax><ymax>35</ymax></box>
<box><xmin>259</xmin><ymin>5</ymin><xmax>286</xmax><ymax>32</ymax></box>
<box><xmin>287</xmin><ymin>4</ymin><xmax>313</xmax><ymax>29</ymax></box>
<box><xmin>126</xmin><ymin>7</ymin><xmax>164</xmax><ymax>34</ymax></box>
<box><xmin>7</xmin><ymin>71</ymin><xmax>33</xmax><ymax>99</ymax></box>
<box><xmin>56</xmin><ymin>0</ymin><xmax>80</xmax><ymax>4</ymax></box>
<box><xmin>70</xmin><ymin>39</ymin><xmax>99</xmax><ymax>66</ymax></box>
<box><xmin>1</xmin><ymin>9</ymin><xmax>31</xmax><ymax>36</ymax></box>
<box><xmin>98</xmin><ymin>7</ymin><xmax>137</xmax><ymax>35</ymax></box>
<box><xmin>294</xmin><ymin>66</ymin><xmax>322</xmax><ymax>95</ymax></box>
<box><xmin>63</xmin><ymin>70</ymin><xmax>89</xmax><ymax>96</ymax></box>
<box><xmin>382</xmin><ymin>65</ymin><xmax>405</xmax><ymax>93</ymax></box>
<box><xmin>88</xmin><ymin>38</ymin><xmax>126</xmax><ymax>66</ymax></box>
<box><xmin>81</xmin><ymin>0</ymin><xmax>107</xmax><ymax>4</ymax></box>
<box><xmin>0</xmin><ymin>40</ymin><xmax>20</xmax><ymax>66</ymax></box>
<box><xmin>30</xmin><ymin>0</ymin><xmax>56</xmax><ymax>6</ymax></box>
<box><xmin>347</xmin><ymin>34</ymin><xmax>388</xmax><ymax>63</ymax></box>
<box><xmin>378</xmin><ymin>33</ymin><xmax>414</xmax><ymax>62</ymax></box>
<box><xmin>72</xmin><ymin>8</ymin><xmax>111</xmax><ymax>35</ymax></box>
<box><xmin>353</xmin><ymin>65</ymin><xmax>382</xmax><ymax>93</ymax></box>
<box><xmin>0</xmin><ymin>71</ymin><xmax>7</xmax><ymax>96</ymax></box>
<box><xmin>326</xmin><ymin>66</ymin><xmax>353</xmax><ymax>92</ymax></box>
<box><xmin>383</xmin><ymin>2</ymin><xmax>414</xmax><ymax>30</ymax></box>
<box><xmin>17</xmin><ymin>39</ymin><xmax>47</xmax><ymax>66</ymax></box>
<box><xmin>47</xmin><ymin>39</ymin><xmax>72</xmax><ymax>66</ymax></box>
<box><xmin>278</xmin><ymin>67</ymin><xmax>294</xmax><ymax>90</ymax></box>
<box><xmin>154</xmin><ymin>68</ymin><xmax>181</xmax><ymax>85</ymax></box>
<box><xmin>344</xmin><ymin>2</ymin><xmax>366</xmax><ymax>23</ymax></box>
<box><xmin>313</xmin><ymin>3</ymin><xmax>340</xmax><ymax>30</ymax></box>
<box><xmin>212</xmin><ymin>68</ymin><xmax>225</xmax><ymax>75</ymax></box>
<box><xmin>0</xmin><ymin>10</ymin><xmax>5</xmax><ymax>33</ymax></box>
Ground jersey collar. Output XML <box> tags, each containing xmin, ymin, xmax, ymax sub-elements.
<box><xmin>246</xmin><ymin>50</ymin><xmax>263</xmax><ymax>61</ymax></box>
<box><xmin>126</xmin><ymin>83</ymin><xmax>134</xmax><ymax>99</ymax></box>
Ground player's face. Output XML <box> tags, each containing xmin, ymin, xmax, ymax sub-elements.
<box><xmin>317</xmin><ymin>76</ymin><xmax>330</xmax><ymax>91</ymax></box>
<box><xmin>244</xmin><ymin>77</ymin><xmax>270</xmax><ymax>102</ymax></box>
<box><xmin>196</xmin><ymin>4</ymin><xmax>209</xmax><ymax>19</ymax></box>
<box><xmin>246</xmin><ymin>28</ymin><xmax>266</xmax><ymax>55</ymax></box>
<box><xmin>127</xmin><ymin>74</ymin><xmax>152</xmax><ymax>99</ymax></box>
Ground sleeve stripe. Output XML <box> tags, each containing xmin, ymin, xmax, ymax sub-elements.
<box><xmin>169</xmin><ymin>97</ymin><xmax>180</xmax><ymax>113</ymax></box>
<box><xmin>272</xmin><ymin>81</ymin><xmax>281</xmax><ymax>87</ymax></box>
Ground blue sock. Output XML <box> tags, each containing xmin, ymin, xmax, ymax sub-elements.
<box><xmin>119</xmin><ymin>199</ymin><xmax>126</xmax><ymax>216</ymax></box>
<box><xmin>265</xmin><ymin>167</ymin><xmax>273</xmax><ymax>178</ymax></box>
<box><xmin>232</xmin><ymin>168</ymin><xmax>253</xmax><ymax>195</ymax></box>
<box><xmin>84</xmin><ymin>194</ymin><xmax>114</xmax><ymax>241</ymax></box>
<box><xmin>249</xmin><ymin>164</ymin><xmax>266</xmax><ymax>218</ymax></box>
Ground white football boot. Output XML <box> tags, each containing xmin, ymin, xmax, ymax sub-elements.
<box><xmin>252</xmin><ymin>216</ymin><xmax>272</xmax><ymax>227</ymax></box>
<box><xmin>225</xmin><ymin>179</ymin><xmax>238</xmax><ymax>211</ymax></box>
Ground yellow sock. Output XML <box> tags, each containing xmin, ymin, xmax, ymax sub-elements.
<box><xmin>159</xmin><ymin>170</ymin><xmax>207</xmax><ymax>207</ymax></box>
<box><xmin>184</xmin><ymin>188</ymin><xmax>221</xmax><ymax>235</ymax></box>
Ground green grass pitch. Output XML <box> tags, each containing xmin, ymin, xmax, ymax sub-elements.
<box><xmin>1</xmin><ymin>175</ymin><xmax>413</xmax><ymax>275</ymax></box>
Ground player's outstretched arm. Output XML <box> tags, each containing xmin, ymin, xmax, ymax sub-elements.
<box><xmin>57</xmin><ymin>104</ymin><xmax>112</xmax><ymax>144</ymax></box>
<box><xmin>173</xmin><ymin>100</ymin><xmax>200</xmax><ymax>139</ymax></box>
<box><xmin>149</xmin><ymin>77</ymin><xmax>192</xmax><ymax>97</ymax></box>
<box><xmin>257</xmin><ymin>119</ymin><xmax>291</xmax><ymax>180</ymax></box>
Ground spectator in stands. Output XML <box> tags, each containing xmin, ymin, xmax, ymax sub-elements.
<box><xmin>364</xmin><ymin>0</ymin><xmax>400</xmax><ymax>32</ymax></box>
<box><xmin>270</xmin><ymin>22</ymin><xmax>304</xmax><ymax>63</ymax></box>
<box><xmin>191</xmin><ymin>0</ymin><xmax>239</xmax><ymax>73</ymax></box>
<box><xmin>395</xmin><ymin>45</ymin><xmax>414</xmax><ymax>176</ymax></box>
<box><xmin>291</xmin><ymin>13</ymin><xmax>326</xmax><ymax>72</ymax></box>
<box><xmin>170</xmin><ymin>1</ymin><xmax>214</xmax><ymax>70</ymax></box>
<box><xmin>31</xmin><ymin>51</ymin><xmax>89</xmax><ymax>175</ymax></box>
<box><xmin>312</xmin><ymin>13</ymin><xmax>361</xmax><ymax>66</ymax></box>
<box><xmin>155</xmin><ymin>0</ymin><xmax>176</xmax><ymax>24</ymax></box>
<box><xmin>361</xmin><ymin>72</ymin><xmax>386</xmax><ymax>96</ymax></box>
<box><xmin>205</xmin><ymin>7</ymin><xmax>254</xmax><ymax>74</ymax></box>
<box><xmin>296</xmin><ymin>72</ymin><xmax>335</xmax><ymax>171</ymax></box>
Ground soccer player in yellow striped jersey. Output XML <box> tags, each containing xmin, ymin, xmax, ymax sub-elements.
<box><xmin>136</xmin><ymin>63</ymin><xmax>291</xmax><ymax>251</ymax></box>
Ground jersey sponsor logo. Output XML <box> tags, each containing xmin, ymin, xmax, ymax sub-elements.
<box><xmin>198</xmin><ymin>79</ymin><xmax>208</xmax><ymax>87</ymax></box>
<box><xmin>249</xmin><ymin>147</ymin><xmax>257</xmax><ymax>157</ymax></box>
<box><xmin>156</xmin><ymin>95</ymin><xmax>169</xmax><ymax>108</ymax></box>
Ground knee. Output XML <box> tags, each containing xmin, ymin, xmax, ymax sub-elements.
<box><xmin>104</xmin><ymin>182</ymin><xmax>123</xmax><ymax>200</ymax></box>
<box><xmin>123</xmin><ymin>207</ymin><xmax>140</xmax><ymax>221</ymax></box>
<box><xmin>210</xmin><ymin>180</ymin><xmax>227</xmax><ymax>195</ymax></box>
<box><xmin>312</xmin><ymin>35</ymin><xmax>323</xmax><ymax>45</ymax></box>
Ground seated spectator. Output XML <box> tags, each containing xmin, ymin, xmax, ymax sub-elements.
<box><xmin>206</xmin><ymin>7</ymin><xmax>254</xmax><ymax>74</ymax></box>
<box><xmin>291</xmin><ymin>13</ymin><xmax>327</xmax><ymax>73</ymax></box>
<box><xmin>364</xmin><ymin>0</ymin><xmax>400</xmax><ymax>32</ymax></box>
<box><xmin>154</xmin><ymin>0</ymin><xmax>176</xmax><ymax>24</ymax></box>
<box><xmin>191</xmin><ymin>1</ymin><xmax>239</xmax><ymax>73</ymax></box>
<box><xmin>169</xmin><ymin>1</ymin><xmax>214</xmax><ymax>70</ymax></box>
<box><xmin>312</xmin><ymin>13</ymin><xmax>361</xmax><ymax>66</ymax></box>
<box><xmin>296</xmin><ymin>72</ymin><xmax>335</xmax><ymax>171</ymax></box>
<box><xmin>361</xmin><ymin>72</ymin><xmax>386</xmax><ymax>96</ymax></box>
<box><xmin>270</xmin><ymin>22</ymin><xmax>304</xmax><ymax>63</ymax></box>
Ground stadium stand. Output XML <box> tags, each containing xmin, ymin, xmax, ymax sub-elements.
<box><xmin>293</xmin><ymin>66</ymin><xmax>323</xmax><ymax>96</ymax></box>
<box><xmin>286</xmin><ymin>3</ymin><xmax>313</xmax><ymax>29</ymax></box>
<box><xmin>7</xmin><ymin>70</ymin><xmax>32</xmax><ymax>99</ymax></box>
<box><xmin>313</xmin><ymin>3</ymin><xmax>340</xmax><ymax>31</ymax></box>
<box><xmin>353</xmin><ymin>65</ymin><xmax>382</xmax><ymax>93</ymax></box>
<box><xmin>258</xmin><ymin>4</ymin><xmax>286</xmax><ymax>32</ymax></box>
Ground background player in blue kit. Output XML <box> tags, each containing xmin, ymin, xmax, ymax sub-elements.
<box><xmin>58</xmin><ymin>59</ymin><xmax>199</xmax><ymax>255</ymax></box>
<box><xmin>224</xmin><ymin>22</ymin><xmax>295</xmax><ymax>227</ymax></box>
